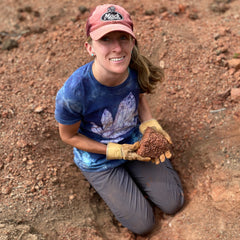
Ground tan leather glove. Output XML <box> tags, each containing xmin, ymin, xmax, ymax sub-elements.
<box><xmin>152</xmin><ymin>150</ymin><xmax>172</xmax><ymax>164</ymax></box>
<box><xmin>106</xmin><ymin>142</ymin><xmax>151</xmax><ymax>162</ymax></box>
<box><xmin>139</xmin><ymin>119</ymin><xmax>172</xmax><ymax>163</ymax></box>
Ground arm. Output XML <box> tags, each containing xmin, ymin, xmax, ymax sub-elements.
<box><xmin>59</xmin><ymin>121</ymin><xmax>150</xmax><ymax>161</ymax></box>
<box><xmin>138</xmin><ymin>93</ymin><xmax>153</xmax><ymax>122</ymax></box>
<box><xmin>59</xmin><ymin>121</ymin><xmax>107</xmax><ymax>154</ymax></box>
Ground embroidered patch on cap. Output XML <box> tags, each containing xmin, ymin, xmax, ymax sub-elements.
<box><xmin>101</xmin><ymin>6</ymin><xmax>123</xmax><ymax>21</ymax></box>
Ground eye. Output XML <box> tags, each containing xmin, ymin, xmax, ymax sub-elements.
<box><xmin>99</xmin><ymin>36</ymin><xmax>110</xmax><ymax>41</ymax></box>
<box><xmin>120</xmin><ymin>34</ymin><xmax>129</xmax><ymax>40</ymax></box>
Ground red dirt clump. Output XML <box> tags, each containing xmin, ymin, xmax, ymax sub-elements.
<box><xmin>137</xmin><ymin>127</ymin><xmax>170</xmax><ymax>158</ymax></box>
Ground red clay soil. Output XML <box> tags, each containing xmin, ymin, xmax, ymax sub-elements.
<box><xmin>0</xmin><ymin>0</ymin><xmax>240</xmax><ymax>239</ymax></box>
<box><xmin>137</xmin><ymin>127</ymin><xmax>170</xmax><ymax>158</ymax></box>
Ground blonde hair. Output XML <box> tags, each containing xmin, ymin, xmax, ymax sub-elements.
<box><xmin>130</xmin><ymin>43</ymin><xmax>164</xmax><ymax>93</ymax></box>
<box><xmin>86</xmin><ymin>37</ymin><xmax>164</xmax><ymax>93</ymax></box>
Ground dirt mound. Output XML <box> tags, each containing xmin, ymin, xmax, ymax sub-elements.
<box><xmin>0</xmin><ymin>0</ymin><xmax>240</xmax><ymax>239</ymax></box>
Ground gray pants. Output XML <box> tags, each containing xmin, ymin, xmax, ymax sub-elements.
<box><xmin>82</xmin><ymin>159</ymin><xmax>184</xmax><ymax>235</ymax></box>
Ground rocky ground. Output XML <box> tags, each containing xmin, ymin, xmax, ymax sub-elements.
<box><xmin>0</xmin><ymin>0</ymin><xmax>240</xmax><ymax>239</ymax></box>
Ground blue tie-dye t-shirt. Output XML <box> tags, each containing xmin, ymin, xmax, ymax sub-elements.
<box><xmin>55</xmin><ymin>61</ymin><xmax>142</xmax><ymax>172</ymax></box>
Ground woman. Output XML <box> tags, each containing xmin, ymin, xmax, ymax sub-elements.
<box><xmin>55</xmin><ymin>4</ymin><xmax>184</xmax><ymax>235</ymax></box>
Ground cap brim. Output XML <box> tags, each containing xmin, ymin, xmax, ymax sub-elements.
<box><xmin>90</xmin><ymin>24</ymin><xmax>136</xmax><ymax>40</ymax></box>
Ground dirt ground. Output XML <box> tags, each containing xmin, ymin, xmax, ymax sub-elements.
<box><xmin>0</xmin><ymin>0</ymin><xmax>240</xmax><ymax>239</ymax></box>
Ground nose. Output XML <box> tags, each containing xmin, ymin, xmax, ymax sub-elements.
<box><xmin>112</xmin><ymin>39</ymin><xmax>122</xmax><ymax>52</ymax></box>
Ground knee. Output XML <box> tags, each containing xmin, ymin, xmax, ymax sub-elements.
<box><xmin>130</xmin><ymin>216</ymin><xmax>155</xmax><ymax>235</ymax></box>
<box><xmin>162</xmin><ymin>191</ymin><xmax>184</xmax><ymax>215</ymax></box>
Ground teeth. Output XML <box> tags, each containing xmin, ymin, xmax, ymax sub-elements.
<box><xmin>110</xmin><ymin>56</ymin><xmax>124</xmax><ymax>62</ymax></box>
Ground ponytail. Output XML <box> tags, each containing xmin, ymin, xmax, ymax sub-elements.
<box><xmin>130</xmin><ymin>44</ymin><xmax>164</xmax><ymax>93</ymax></box>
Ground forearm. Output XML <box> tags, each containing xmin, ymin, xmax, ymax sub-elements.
<box><xmin>138</xmin><ymin>94</ymin><xmax>153</xmax><ymax>122</ymax></box>
<box><xmin>59</xmin><ymin>122</ymin><xmax>107</xmax><ymax>155</ymax></box>
<box><xmin>62</xmin><ymin>133</ymin><xmax>107</xmax><ymax>154</ymax></box>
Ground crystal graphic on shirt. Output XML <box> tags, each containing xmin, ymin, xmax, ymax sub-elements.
<box><xmin>91</xmin><ymin>92</ymin><xmax>137</xmax><ymax>142</ymax></box>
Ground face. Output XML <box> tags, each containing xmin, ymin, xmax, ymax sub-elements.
<box><xmin>85</xmin><ymin>31</ymin><xmax>135</xmax><ymax>83</ymax></box>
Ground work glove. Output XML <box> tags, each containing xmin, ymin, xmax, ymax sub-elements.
<box><xmin>106</xmin><ymin>142</ymin><xmax>151</xmax><ymax>162</ymax></box>
<box><xmin>139</xmin><ymin>119</ymin><xmax>172</xmax><ymax>164</ymax></box>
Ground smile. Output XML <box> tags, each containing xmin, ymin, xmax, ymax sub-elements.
<box><xmin>109</xmin><ymin>56</ymin><xmax>125</xmax><ymax>62</ymax></box>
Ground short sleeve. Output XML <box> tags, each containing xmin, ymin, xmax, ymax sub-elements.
<box><xmin>55</xmin><ymin>83</ymin><xmax>83</xmax><ymax>125</ymax></box>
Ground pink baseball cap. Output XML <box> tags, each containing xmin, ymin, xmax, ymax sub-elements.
<box><xmin>86</xmin><ymin>4</ymin><xmax>136</xmax><ymax>40</ymax></box>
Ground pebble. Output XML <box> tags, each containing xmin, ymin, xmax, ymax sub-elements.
<box><xmin>188</xmin><ymin>12</ymin><xmax>199</xmax><ymax>20</ymax></box>
<box><xmin>159</xmin><ymin>60</ymin><xmax>165</xmax><ymax>69</ymax></box>
<box><xmin>1</xmin><ymin>39</ymin><xmax>18</xmax><ymax>50</ymax></box>
<box><xmin>16</xmin><ymin>139</ymin><xmax>28</xmax><ymax>148</ymax></box>
<box><xmin>23</xmin><ymin>234</ymin><xmax>39</xmax><ymax>240</ymax></box>
<box><xmin>34</xmin><ymin>105</ymin><xmax>45</xmax><ymax>113</ymax></box>
<box><xmin>69</xmin><ymin>194</ymin><xmax>75</xmax><ymax>200</ymax></box>
<box><xmin>159</xmin><ymin>6</ymin><xmax>167</xmax><ymax>13</ymax></box>
<box><xmin>228</xmin><ymin>59</ymin><xmax>240</xmax><ymax>70</ymax></box>
<box><xmin>78</xmin><ymin>6</ymin><xmax>88</xmax><ymax>14</ymax></box>
<box><xmin>231</xmin><ymin>88</ymin><xmax>240</xmax><ymax>101</ymax></box>
<box><xmin>145</xmin><ymin>10</ymin><xmax>155</xmax><ymax>16</ymax></box>
<box><xmin>233</xmin><ymin>110</ymin><xmax>240</xmax><ymax>122</ymax></box>
<box><xmin>16</xmin><ymin>224</ymin><xmax>31</xmax><ymax>232</ymax></box>
<box><xmin>209</xmin><ymin>2</ymin><xmax>229</xmax><ymax>13</ymax></box>
<box><xmin>0</xmin><ymin>224</ymin><xmax>6</xmax><ymax>228</ymax></box>
<box><xmin>1</xmin><ymin>186</ymin><xmax>12</xmax><ymax>195</ymax></box>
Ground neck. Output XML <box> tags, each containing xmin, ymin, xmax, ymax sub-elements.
<box><xmin>92</xmin><ymin>62</ymin><xmax>129</xmax><ymax>87</ymax></box>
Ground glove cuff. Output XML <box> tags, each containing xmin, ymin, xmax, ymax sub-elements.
<box><xmin>139</xmin><ymin>119</ymin><xmax>163</xmax><ymax>134</ymax></box>
<box><xmin>106</xmin><ymin>143</ymin><xmax>123</xmax><ymax>160</ymax></box>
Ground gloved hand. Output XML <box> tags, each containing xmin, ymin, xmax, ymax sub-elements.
<box><xmin>151</xmin><ymin>150</ymin><xmax>172</xmax><ymax>164</ymax></box>
<box><xmin>139</xmin><ymin>119</ymin><xmax>172</xmax><ymax>164</ymax></box>
<box><xmin>106</xmin><ymin>142</ymin><xmax>151</xmax><ymax>162</ymax></box>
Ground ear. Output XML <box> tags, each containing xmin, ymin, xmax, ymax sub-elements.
<box><xmin>85</xmin><ymin>42</ymin><xmax>95</xmax><ymax>56</ymax></box>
